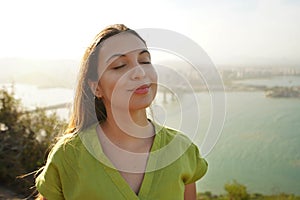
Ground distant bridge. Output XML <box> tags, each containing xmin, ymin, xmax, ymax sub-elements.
<box><xmin>42</xmin><ymin>102</ymin><xmax>72</xmax><ymax>111</ymax></box>
<box><xmin>26</xmin><ymin>102</ymin><xmax>72</xmax><ymax>113</ymax></box>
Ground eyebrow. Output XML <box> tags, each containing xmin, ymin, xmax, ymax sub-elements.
<box><xmin>106</xmin><ymin>49</ymin><xmax>150</xmax><ymax>63</ymax></box>
<box><xmin>106</xmin><ymin>53</ymin><xmax>125</xmax><ymax>64</ymax></box>
<box><xmin>139</xmin><ymin>49</ymin><xmax>151</xmax><ymax>57</ymax></box>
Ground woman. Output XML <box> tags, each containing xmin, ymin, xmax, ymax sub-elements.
<box><xmin>35</xmin><ymin>24</ymin><xmax>207</xmax><ymax>200</ymax></box>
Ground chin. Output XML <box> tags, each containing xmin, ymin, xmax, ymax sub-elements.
<box><xmin>129</xmin><ymin>99</ymin><xmax>153</xmax><ymax>110</ymax></box>
<box><xmin>129</xmin><ymin>92</ymin><xmax>156</xmax><ymax>110</ymax></box>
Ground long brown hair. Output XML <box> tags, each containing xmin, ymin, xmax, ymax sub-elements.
<box><xmin>66</xmin><ymin>24</ymin><xmax>146</xmax><ymax>134</ymax></box>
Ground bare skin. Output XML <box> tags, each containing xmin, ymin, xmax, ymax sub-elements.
<box><xmin>184</xmin><ymin>183</ymin><xmax>197</xmax><ymax>200</ymax></box>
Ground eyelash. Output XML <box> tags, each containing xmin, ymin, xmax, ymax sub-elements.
<box><xmin>113</xmin><ymin>64</ymin><xmax>126</xmax><ymax>70</ymax></box>
<box><xmin>140</xmin><ymin>61</ymin><xmax>151</xmax><ymax>64</ymax></box>
<box><xmin>112</xmin><ymin>61</ymin><xmax>151</xmax><ymax>70</ymax></box>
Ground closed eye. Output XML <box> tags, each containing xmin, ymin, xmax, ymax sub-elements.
<box><xmin>113</xmin><ymin>64</ymin><xmax>126</xmax><ymax>69</ymax></box>
<box><xmin>140</xmin><ymin>61</ymin><xmax>151</xmax><ymax>64</ymax></box>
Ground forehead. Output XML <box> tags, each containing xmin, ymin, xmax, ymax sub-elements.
<box><xmin>98</xmin><ymin>32</ymin><xmax>147</xmax><ymax>63</ymax></box>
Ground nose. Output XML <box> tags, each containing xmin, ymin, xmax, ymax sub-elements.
<box><xmin>130</xmin><ymin>65</ymin><xmax>146</xmax><ymax>80</ymax></box>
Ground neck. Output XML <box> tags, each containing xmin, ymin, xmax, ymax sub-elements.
<box><xmin>101</xmin><ymin>106</ymin><xmax>154</xmax><ymax>143</ymax></box>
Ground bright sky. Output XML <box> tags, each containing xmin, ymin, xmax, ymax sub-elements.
<box><xmin>1</xmin><ymin>0</ymin><xmax>300</xmax><ymax>67</ymax></box>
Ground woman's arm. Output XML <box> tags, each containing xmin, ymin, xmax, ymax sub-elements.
<box><xmin>184</xmin><ymin>182</ymin><xmax>197</xmax><ymax>200</ymax></box>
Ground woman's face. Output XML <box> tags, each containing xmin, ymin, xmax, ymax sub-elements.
<box><xmin>94</xmin><ymin>32</ymin><xmax>157</xmax><ymax>111</ymax></box>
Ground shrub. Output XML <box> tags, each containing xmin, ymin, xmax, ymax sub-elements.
<box><xmin>0</xmin><ymin>87</ymin><xmax>67</xmax><ymax>197</ymax></box>
<box><xmin>224</xmin><ymin>180</ymin><xmax>249</xmax><ymax>200</ymax></box>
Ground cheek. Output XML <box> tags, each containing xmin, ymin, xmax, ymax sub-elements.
<box><xmin>99</xmin><ymin>76</ymin><xmax>117</xmax><ymax>97</ymax></box>
<box><xmin>149</xmin><ymin>68</ymin><xmax>158</xmax><ymax>95</ymax></box>
<box><xmin>100</xmin><ymin>74</ymin><xmax>129</xmax><ymax>100</ymax></box>
<box><xmin>148</xmin><ymin>67</ymin><xmax>158</xmax><ymax>83</ymax></box>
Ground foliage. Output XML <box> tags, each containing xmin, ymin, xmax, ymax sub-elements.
<box><xmin>197</xmin><ymin>181</ymin><xmax>300</xmax><ymax>200</ymax></box>
<box><xmin>224</xmin><ymin>180</ymin><xmax>249</xmax><ymax>200</ymax></box>
<box><xmin>0</xmin><ymin>87</ymin><xmax>67</xmax><ymax>197</ymax></box>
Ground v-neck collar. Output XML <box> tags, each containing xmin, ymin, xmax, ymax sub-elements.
<box><xmin>79</xmin><ymin>121</ymin><xmax>163</xmax><ymax>199</ymax></box>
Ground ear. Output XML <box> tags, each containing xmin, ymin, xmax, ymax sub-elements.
<box><xmin>88</xmin><ymin>79</ymin><xmax>103</xmax><ymax>98</ymax></box>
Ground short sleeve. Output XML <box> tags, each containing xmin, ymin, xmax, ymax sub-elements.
<box><xmin>35</xmin><ymin>148</ymin><xmax>64</xmax><ymax>200</ymax></box>
<box><xmin>184</xmin><ymin>144</ymin><xmax>208</xmax><ymax>184</ymax></box>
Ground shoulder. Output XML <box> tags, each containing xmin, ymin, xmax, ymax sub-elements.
<box><xmin>159</xmin><ymin>126</ymin><xmax>208</xmax><ymax>183</ymax></box>
<box><xmin>46</xmin><ymin>133</ymin><xmax>83</xmax><ymax>164</ymax></box>
<box><xmin>154</xmin><ymin>122</ymin><xmax>193</xmax><ymax>147</ymax></box>
<box><xmin>152</xmin><ymin>122</ymin><xmax>208</xmax><ymax>183</ymax></box>
<box><xmin>153</xmin><ymin>122</ymin><xmax>201</xmax><ymax>162</ymax></box>
<box><xmin>47</xmin><ymin>124</ymin><xmax>100</xmax><ymax>165</ymax></box>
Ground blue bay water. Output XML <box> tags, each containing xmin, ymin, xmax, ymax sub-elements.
<box><xmin>196</xmin><ymin>91</ymin><xmax>300</xmax><ymax>195</ymax></box>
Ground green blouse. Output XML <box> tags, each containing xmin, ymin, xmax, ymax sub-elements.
<box><xmin>35</xmin><ymin>123</ymin><xmax>208</xmax><ymax>200</ymax></box>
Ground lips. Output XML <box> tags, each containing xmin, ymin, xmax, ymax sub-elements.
<box><xmin>133</xmin><ymin>84</ymin><xmax>150</xmax><ymax>94</ymax></box>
